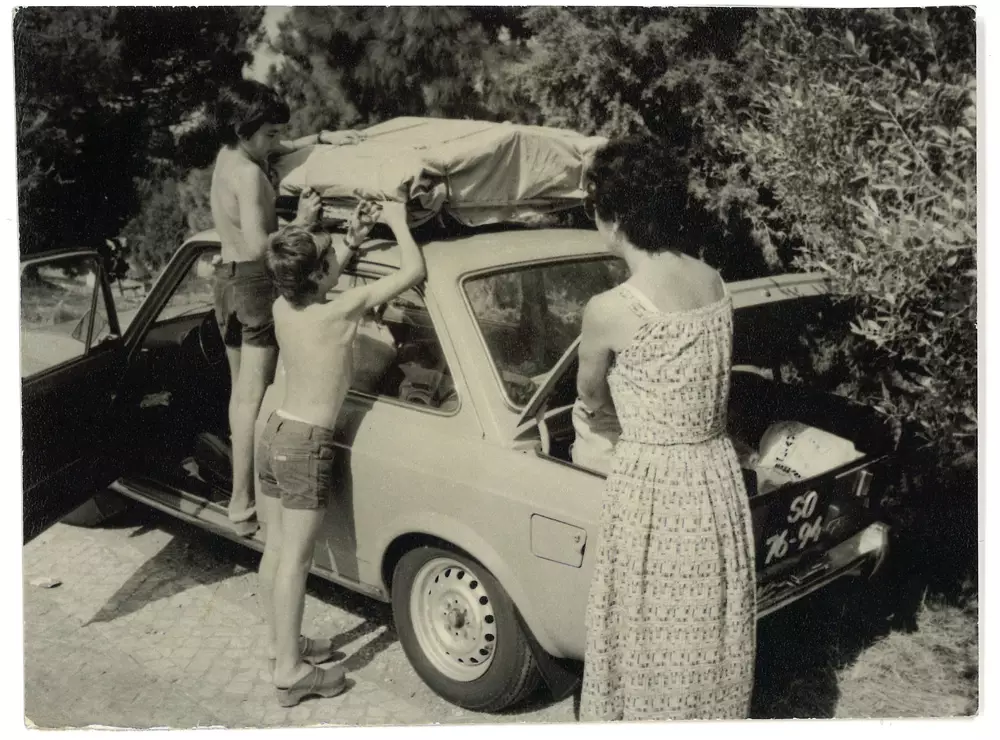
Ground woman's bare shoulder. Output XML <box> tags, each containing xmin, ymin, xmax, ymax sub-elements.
<box><xmin>583</xmin><ymin>286</ymin><xmax>635</xmax><ymax>345</ymax></box>
<box><xmin>588</xmin><ymin>284</ymin><xmax>628</xmax><ymax>310</ymax></box>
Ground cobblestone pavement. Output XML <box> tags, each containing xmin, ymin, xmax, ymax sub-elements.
<box><xmin>23</xmin><ymin>505</ymin><xmax>577</xmax><ymax>729</ymax></box>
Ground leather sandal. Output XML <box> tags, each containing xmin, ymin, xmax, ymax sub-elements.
<box><xmin>230</xmin><ymin>518</ymin><xmax>259</xmax><ymax>537</ymax></box>
<box><xmin>228</xmin><ymin>505</ymin><xmax>258</xmax><ymax>538</ymax></box>
<box><xmin>268</xmin><ymin>636</ymin><xmax>343</xmax><ymax>675</ymax></box>
<box><xmin>275</xmin><ymin>664</ymin><xmax>347</xmax><ymax>708</ymax></box>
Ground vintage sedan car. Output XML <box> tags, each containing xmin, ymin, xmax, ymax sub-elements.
<box><xmin>21</xmin><ymin>225</ymin><xmax>895</xmax><ymax>712</ymax></box>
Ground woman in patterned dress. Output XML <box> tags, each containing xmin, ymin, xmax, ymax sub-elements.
<box><xmin>576</xmin><ymin>136</ymin><xmax>756</xmax><ymax>721</ymax></box>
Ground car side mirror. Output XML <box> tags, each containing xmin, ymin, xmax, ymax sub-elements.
<box><xmin>98</xmin><ymin>238</ymin><xmax>130</xmax><ymax>284</ymax></box>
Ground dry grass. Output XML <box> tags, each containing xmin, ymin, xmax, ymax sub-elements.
<box><xmin>834</xmin><ymin>597</ymin><xmax>978</xmax><ymax>718</ymax></box>
<box><xmin>752</xmin><ymin>582</ymin><xmax>978</xmax><ymax>719</ymax></box>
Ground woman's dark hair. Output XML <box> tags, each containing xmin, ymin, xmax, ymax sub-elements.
<box><xmin>586</xmin><ymin>134</ymin><xmax>693</xmax><ymax>255</ymax></box>
<box><xmin>265</xmin><ymin>225</ymin><xmax>330</xmax><ymax>309</ymax></box>
<box><xmin>214</xmin><ymin>79</ymin><xmax>291</xmax><ymax>146</ymax></box>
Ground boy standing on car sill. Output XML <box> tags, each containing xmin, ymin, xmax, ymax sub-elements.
<box><xmin>257</xmin><ymin>200</ymin><xmax>426</xmax><ymax>706</ymax></box>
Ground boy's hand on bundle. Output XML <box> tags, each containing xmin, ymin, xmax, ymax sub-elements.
<box><xmin>296</xmin><ymin>187</ymin><xmax>322</xmax><ymax>224</ymax></box>
<box><xmin>345</xmin><ymin>199</ymin><xmax>382</xmax><ymax>248</ymax></box>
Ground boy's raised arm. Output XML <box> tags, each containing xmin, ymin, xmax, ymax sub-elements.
<box><xmin>351</xmin><ymin>203</ymin><xmax>426</xmax><ymax>311</ymax></box>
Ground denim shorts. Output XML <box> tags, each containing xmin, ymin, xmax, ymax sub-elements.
<box><xmin>257</xmin><ymin>413</ymin><xmax>339</xmax><ymax>510</ymax></box>
<box><xmin>213</xmin><ymin>260</ymin><xmax>277</xmax><ymax>348</ymax></box>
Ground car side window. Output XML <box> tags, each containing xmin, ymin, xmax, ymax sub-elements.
<box><xmin>154</xmin><ymin>248</ymin><xmax>221</xmax><ymax>325</ymax></box>
<box><xmin>329</xmin><ymin>273</ymin><xmax>458</xmax><ymax>412</ymax></box>
<box><xmin>464</xmin><ymin>257</ymin><xmax>629</xmax><ymax>406</ymax></box>
<box><xmin>20</xmin><ymin>253</ymin><xmax>109</xmax><ymax>378</ymax></box>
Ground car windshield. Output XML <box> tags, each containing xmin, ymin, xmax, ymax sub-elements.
<box><xmin>464</xmin><ymin>257</ymin><xmax>629</xmax><ymax>407</ymax></box>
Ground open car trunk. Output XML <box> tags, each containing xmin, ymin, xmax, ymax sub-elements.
<box><xmin>514</xmin><ymin>273</ymin><xmax>896</xmax><ymax>581</ymax></box>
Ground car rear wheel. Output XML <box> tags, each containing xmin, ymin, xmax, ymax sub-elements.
<box><xmin>391</xmin><ymin>545</ymin><xmax>541</xmax><ymax>712</ymax></box>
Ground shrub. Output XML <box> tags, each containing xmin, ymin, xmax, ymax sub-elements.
<box><xmin>690</xmin><ymin>8</ymin><xmax>976</xmax><ymax>470</ymax></box>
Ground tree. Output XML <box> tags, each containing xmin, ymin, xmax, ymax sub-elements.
<box><xmin>266</xmin><ymin>6</ymin><xmax>532</xmax><ymax>136</ymax></box>
<box><xmin>14</xmin><ymin>7</ymin><xmax>264</xmax><ymax>255</ymax></box>
<box><xmin>514</xmin><ymin>7</ymin><xmax>752</xmax><ymax>141</ymax></box>
<box><xmin>119</xmin><ymin>175</ymin><xmax>188</xmax><ymax>277</ymax></box>
<box><xmin>512</xmin><ymin>7</ymin><xmax>771</xmax><ymax>279</ymax></box>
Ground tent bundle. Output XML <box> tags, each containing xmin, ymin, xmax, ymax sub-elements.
<box><xmin>273</xmin><ymin>117</ymin><xmax>608</xmax><ymax>228</ymax></box>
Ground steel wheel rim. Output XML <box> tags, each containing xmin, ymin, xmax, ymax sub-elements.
<box><xmin>409</xmin><ymin>556</ymin><xmax>497</xmax><ymax>681</ymax></box>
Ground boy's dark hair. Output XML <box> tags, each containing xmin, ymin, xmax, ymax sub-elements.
<box><xmin>214</xmin><ymin>79</ymin><xmax>290</xmax><ymax>146</ymax></box>
<box><xmin>266</xmin><ymin>225</ymin><xmax>330</xmax><ymax>309</ymax></box>
<box><xmin>586</xmin><ymin>134</ymin><xmax>693</xmax><ymax>255</ymax></box>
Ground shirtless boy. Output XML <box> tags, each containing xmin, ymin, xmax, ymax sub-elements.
<box><xmin>257</xmin><ymin>201</ymin><xmax>425</xmax><ymax>706</ymax></box>
<box><xmin>210</xmin><ymin>79</ymin><xmax>362</xmax><ymax>536</ymax></box>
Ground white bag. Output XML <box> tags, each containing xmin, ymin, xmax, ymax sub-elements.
<box><xmin>754</xmin><ymin>420</ymin><xmax>863</xmax><ymax>493</ymax></box>
<box><xmin>570</xmin><ymin>399</ymin><xmax>622</xmax><ymax>475</ymax></box>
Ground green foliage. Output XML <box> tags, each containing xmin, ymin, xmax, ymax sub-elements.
<box><xmin>266</xmin><ymin>6</ymin><xmax>532</xmax><ymax>134</ymax></box>
<box><xmin>119</xmin><ymin>176</ymin><xmax>187</xmax><ymax>277</ymax></box>
<box><xmin>690</xmin><ymin>8</ymin><xmax>976</xmax><ymax>468</ymax></box>
<box><xmin>178</xmin><ymin>167</ymin><xmax>215</xmax><ymax>235</ymax></box>
<box><xmin>14</xmin><ymin>7</ymin><xmax>263</xmax><ymax>254</ymax></box>
<box><xmin>515</xmin><ymin>7</ymin><xmax>752</xmax><ymax>140</ymax></box>
<box><xmin>118</xmin><ymin>166</ymin><xmax>214</xmax><ymax>278</ymax></box>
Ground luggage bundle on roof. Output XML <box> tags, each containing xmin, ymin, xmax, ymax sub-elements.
<box><xmin>273</xmin><ymin>117</ymin><xmax>607</xmax><ymax>228</ymax></box>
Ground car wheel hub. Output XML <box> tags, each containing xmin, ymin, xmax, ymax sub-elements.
<box><xmin>410</xmin><ymin>557</ymin><xmax>497</xmax><ymax>681</ymax></box>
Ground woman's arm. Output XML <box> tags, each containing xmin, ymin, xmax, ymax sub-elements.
<box><xmin>577</xmin><ymin>295</ymin><xmax>615</xmax><ymax>413</ymax></box>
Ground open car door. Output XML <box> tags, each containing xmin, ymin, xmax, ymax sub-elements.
<box><xmin>20</xmin><ymin>249</ymin><xmax>130</xmax><ymax>543</ymax></box>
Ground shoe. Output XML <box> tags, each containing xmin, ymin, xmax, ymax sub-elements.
<box><xmin>230</xmin><ymin>518</ymin><xmax>259</xmax><ymax>537</ymax></box>
<box><xmin>228</xmin><ymin>506</ymin><xmax>259</xmax><ymax>537</ymax></box>
<box><xmin>275</xmin><ymin>665</ymin><xmax>347</xmax><ymax>708</ymax></box>
<box><xmin>268</xmin><ymin>636</ymin><xmax>343</xmax><ymax>676</ymax></box>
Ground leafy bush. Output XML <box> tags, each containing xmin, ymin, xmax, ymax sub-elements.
<box><xmin>691</xmin><ymin>8</ymin><xmax>976</xmax><ymax>468</ymax></box>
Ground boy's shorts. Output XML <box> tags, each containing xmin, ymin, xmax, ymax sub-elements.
<box><xmin>257</xmin><ymin>412</ymin><xmax>338</xmax><ymax>510</ymax></box>
<box><xmin>213</xmin><ymin>260</ymin><xmax>277</xmax><ymax>348</ymax></box>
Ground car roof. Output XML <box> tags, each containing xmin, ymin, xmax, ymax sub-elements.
<box><xmin>185</xmin><ymin>227</ymin><xmax>613</xmax><ymax>280</ymax></box>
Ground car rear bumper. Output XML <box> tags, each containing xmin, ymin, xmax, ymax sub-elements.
<box><xmin>757</xmin><ymin>521</ymin><xmax>890</xmax><ymax>618</ymax></box>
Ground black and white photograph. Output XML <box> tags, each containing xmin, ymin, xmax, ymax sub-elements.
<box><xmin>2</xmin><ymin>1</ymin><xmax>988</xmax><ymax>732</ymax></box>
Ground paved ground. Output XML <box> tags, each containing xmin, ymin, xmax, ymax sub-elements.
<box><xmin>23</xmin><ymin>505</ymin><xmax>576</xmax><ymax>729</ymax></box>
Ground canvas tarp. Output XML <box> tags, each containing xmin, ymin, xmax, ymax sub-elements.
<box><xmin>273</xmin><ymin>117</ymin><xmax>608</xmax><ymax>227</ymax></box>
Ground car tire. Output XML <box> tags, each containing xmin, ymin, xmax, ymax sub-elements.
<box><xmin>391</xmin><ymin>545</ymin><xmax>541</xmax><ymax>712</ymax></box>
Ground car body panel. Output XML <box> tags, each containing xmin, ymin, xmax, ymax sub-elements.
<box><xmin>72</xmin><ymin>228</ymin><xmax>891</xmax><ymax>668</ymax></box>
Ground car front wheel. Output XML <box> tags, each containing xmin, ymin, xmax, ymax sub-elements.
<box><xmin>391</xmin><ymin>545</ymin><xmax>541</xmax><ymax>712</ymax></box>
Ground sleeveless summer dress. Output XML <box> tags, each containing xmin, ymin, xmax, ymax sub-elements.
<box><xmin>579</xmin><ymin>282</ymin><xmax>756</xmax><ymax>721</ymax></box>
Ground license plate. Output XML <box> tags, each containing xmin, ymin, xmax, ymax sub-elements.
<box><xmin>755</xmin><ymin>467</ymin><xmax>872</xmax><ymax>568</ymax></box>
<box><xmin>759</xmin><ymin>487</ymin><xmax>828</xmax><ymax>567</ymax></box>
